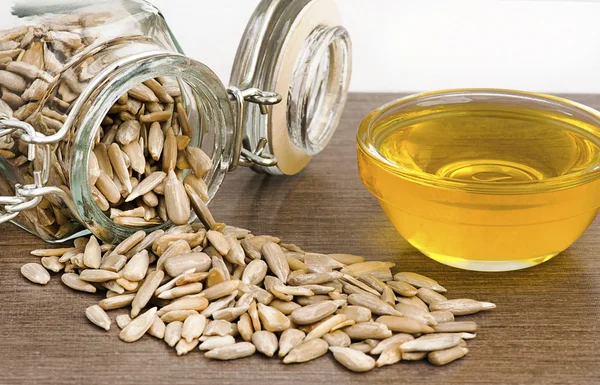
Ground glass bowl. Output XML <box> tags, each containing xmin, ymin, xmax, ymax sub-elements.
<box><xmin>357</xmin><ymin>89</ymin><xmax>600</xmax><ymax>271</ymax></box>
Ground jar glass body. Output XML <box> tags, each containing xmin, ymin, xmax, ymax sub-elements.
<box><xmin>0</xmin><ymin>0</ymin><xmax>234</xmax><ymax>243</ymax></box>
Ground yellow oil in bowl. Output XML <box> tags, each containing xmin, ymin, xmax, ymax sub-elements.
<box><xmin>357</xmin><ymin>89</ymin><xmax>600</xmax><ymax>271</ymax></box>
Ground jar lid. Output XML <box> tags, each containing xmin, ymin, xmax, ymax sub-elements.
<box><xmin>230</xmin><ymin>0</ymin><xmax>352</xmax><ymax>175</ymax></box>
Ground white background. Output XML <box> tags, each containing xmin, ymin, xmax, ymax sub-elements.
<box><xmin>150</xmin><ymin>0</ymin><xmax>600</xmax><ymax>94</ymax></box>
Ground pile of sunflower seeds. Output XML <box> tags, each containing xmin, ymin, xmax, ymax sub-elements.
<box><xmin>21</xmin><ymin>205</ymin><xmax>495</xmax><ymax>372</ymax></box>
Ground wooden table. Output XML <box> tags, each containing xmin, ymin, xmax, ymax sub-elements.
<box><xmin>1</xmin><ymin>93</ymin><xmax>599</xmax><ymax>385</ymax></box>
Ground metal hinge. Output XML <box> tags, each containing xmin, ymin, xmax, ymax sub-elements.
<box><xmin>227</xmin><ymin>87</ymin><xmax>281</xmax><ymax>171</ymax></box>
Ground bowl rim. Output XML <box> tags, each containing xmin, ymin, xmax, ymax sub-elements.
<box><xmin>357</xmin><ymin>88</ymin><xmax>600</xmax><ymax>194</ymax></box>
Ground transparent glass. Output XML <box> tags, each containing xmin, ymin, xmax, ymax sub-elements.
<box><xmin>230</xmin><ymin>0</ymin><xmax>352</xmax><ymax>175</ymax></box>
<box><xmin>0</xmin><ymin>0</ymin><xmax>234</xmax><ymax>243</ymax></box>
<box><xmin>358</xmin><ymin>89</ymin><xmax>600</xmax><ymax>271</ymax></box>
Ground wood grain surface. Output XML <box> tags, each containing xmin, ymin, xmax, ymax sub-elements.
<box><xmin>1</xmin><ymin>93</ymin><xmax>600</xmax><ymax>385</ymax></box>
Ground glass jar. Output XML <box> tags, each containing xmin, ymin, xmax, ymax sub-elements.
<box><xmin>0</xmin><ymin>0</ymin><xmax>352</xmax><ymax>243</ymax></box>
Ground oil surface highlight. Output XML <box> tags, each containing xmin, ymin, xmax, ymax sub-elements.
<box><xmin>377</xmin><ymin>105</ymin><xmax>600</xmax><ymax>184</ymax></box>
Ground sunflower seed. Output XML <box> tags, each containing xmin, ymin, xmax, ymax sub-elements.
<box><xmin>99</xmin><ymin>254</ymin><xmax>127</xmax><ymax>272</ymax></box>
<box><xmin>164</xmin><ymin>252</ymin><xmax>211</xmax><ymax>277</ymax></box>
<box><xmin>340</xmin><ymin>261</ymin><xmax>395</xmax><ymax>277</ymax></box>
<box><xmin>328</xmin><ymin>254</ymin><xmax>365</xmax><ymax>265</ymax></box>
<box><xmin>156</xmin><ymin>240</ymin><xmax>190</xmax><ymax>271</ymax></box>
<box><xmin>158</xmin><ymin>282</ymin><xmax>203</xmax><ymax>300</ymax></box>
<box><xmin>429</xmin><ymin>310</ymin><xmax>455</xmax><ymax>324</ymax></box>
<box><xmin>164</xmin><ymin>320</ymin><xmax>183</xmax><ymax>347</ymax></box>
<box><xmin>428</xmin><ymin>346</ymin><xmax>469</xmax><ymax>366</ymax></box>
<box><xmin>336</xmin><ymin>305</ymin><xmax>372</xmax><ymax>323</ymax></box>
<box><xmin>290</xmin><ymin>301</ymin><xmax>339</xmax><ymax>325</ymax></box>
<box><xmin>304</xmin><ymin>314</ymin><xmax>348</xmax><ymax>341</ymax></box>
<box><xmin>434</xmin><ymin>321</ymin><xmax>478</xmax><ymax>333</ymax></box>
<box><xmin>342</xmin><ymin>321</ymin><xmax>391</xmax><ymax>340</ymax></box>
<box><xmin>162</xmin><ymin>127</ymin><xmax>177</xmax><ymax>172</ymax></box>
<box><xmin>202</xmin><ymin>280</ymin><xmax>240</xmax><ymax>301</ymax></box>
<box><xmin>261</xmin><ymin>242</ymin><xmax>289</xmax><ymax>284</ymax></box>
<box><xmin>164</xmin><ymin>170</ymin><xmax>190</xmax><ymax>225</ymax></box>
<box><xmin>131</xmin><ymin>270</ymin><xmax>164</xmax><ymax>318</ymax></box>
<box><xmin>349</xmin><ymin>342</ymin><xmax>372</xmax><ymax>354</ymax></box>
<box><xmin>323</xmin><ymin>330</ymin><xmax>351</xmax><ymax>347</ymax></box>
<box><xmin>371</xmin><ymin>333</ymin><xmax>414</xmax><ymax>355</ymax></box>
<box><xmin>206</xmin><ymin>230</ymin><xmax>230</xmax><ymax>256</ymax></box>
<box><xmin>20</xmin><ymin>263</ymin><xmax>50</xmax><ymax>284</ymax></box>
<box><xmin>128</xmin><ymin>83</ymin><xmax>158</xmax><ymax>102</ymax></box>
<box><xmin>400</xmin><ymin>334</ymin><xmax>461</xmax><ymax>353</ymax></box>
<box><xmin>147</xmin><ymin>316</ymin><xmax>166</xmax><ymax>339</ymax></box>
<box><xmin>283</xmin><ymin>338</ymin><xmax>328</xmax><ymax>364</ymax></box>
<box><xmin>175</xmin><ymin>337</ymin><xmax>199</xmax><ymax>356</ymax></box>
<box><xmin>240</xmin><ymin>239</ymin><xmax>261</xmax><ymax>260</ymax></box>
<box><xmin>237</xmin><ymin>313</ymin><xmax>254</xmax><ymax>342</ymax></box>
<box><xmin>252</xmin><ymin>330</ymin><xmax>278</xmax><ymax>357</ymax></box>
<box><xmin>160</xmin><ymin>309</ymin><xmax>199</xmax><ymax>323</ymax></box>
<box><xmin>96</xmin><ymin>170</ymin><xmax>121</xmax><ymax>203</ymax></box>
<box><xmin>329</xmin><ymin>346</ymin><xmax>375</xmax><ymax>372</ymax></box>
<box><xmin>125</xmin><ymin>171</ymin><xmax>166</xmax><ymax>202</ymax></box>
<box><xmin>212</xmin><ymin>305</ymin><xmax>249</xmax><ymax>322</ymax></box>
<box><xmin>376</xmin><ymin>316</ymin><xmax>434</xmax><ymax>334</ymax></box>
<box><xmin>347</xmin><ymin>293</ymin><xmax>402</xmax><ymax>317</ymax></box>
<box><xmin>41</xmin><ymin>256</ymin><xmax>64</xmax><ymax>273</ymax></box>
<box><xmin>31</xmin><ymin>247</ymin><xmax>75</xmax><ymax>257</ymax></box>
<box><xmin>435</xmin><ymin>332</ymin><xmax>477</xmax><ymax>340</ymax></box>
<box><xmin>397</xmin><ymin>295</ymin><xmax>430</xmax><ymax>312</ymax></box>
<box><xmin>98</xmin><ymin>293</ymin><xmax>136</xmax><ymax>310</ymax></box>
<box><xmin>205</xmin><ymin>342</ymin><xmax>255</xmax><ymax>360</ymax></box>
<box><xmin>82</xmin><ymin>236</ymin><xmax>102</xmax><ymax>269</ymax></box>
<box><xmin>241</xmin><ymin>259</ymin><xmax>267</xmax><ymax>286</ymax></box>
<box><xmin>181</xmin><ymin>314</ymin><xmax>206</xmax><ymax>342</ymax></box>
<box><xmin>185</xmin><ymin>147</ymin><xmax>212</xmax><ymax>177</ymax></box>
<box><xmin>116</xmin><ymin>314</ymin><xmax>132</xmax><ymax>329</ymax></box>
<box><xmin>0</xmin><ymin>70</ymin><xmax>26</xmax><ymax>92</ymax></box>
<box><xmin>268</xmin><ymin>299</ymin><xmax>301</xmax><ymax>315</ymax></box>
<box><xmin>201</xmin><ymin>292</ymin><xmax>237</xmax><ymax>317</ymax></box>
<box><xmin>415</xmin><ymin>287</ymin><xmax>448</xmax><ymax>305</ymax></box>
<box><xmin>79</xmin><ymin>269</ymin><xmax>120</xmax><ymax>282</ymax></box>
<box><xmin>393</xmin><ymin>272</ymin><xmax>447</xmax><ymax>293</ymax></box>
<box><xmin>199</xmin><ymin>335</ymin><xmax>236</xmax><ymax>351</ymax></box>
<box><xmin>430</xmin><ymin>299</ymin><xmax>496</xmax><ymax>315</ymax></box>
<box><xmin>184</xmin><ymin>173</ymin><xmax>208</xmax><ymax>201</ymax></box>
<box><xmin>102</xmin><ymin>280</ymin><xmax>125</xmax><ymax>295</ymax></box>
<box><xmin>121</xmin><ymin>250</ymin><xmax>149</xmax><ymax>281</ymax></box>
<box><xmin>119</xmin><ymin>307</ymin><xmax>157</xmax><ymax>342</ymax></box>
<box><xmin>257</xmin><ymin>303</ymin><xmax>290</xmax><ymax>332</ymax></box>
<box><xmin>376</xmin><ymin>344</ymin><xmax>402</xmax><ymax>367</ymax></box>
<box><xmin>401</xmin><ymin>351</ymin><xmax>427</xmax><ymax>361</ymax></box>
<box><xmin>225</xmin><ymin>235</ymin><xmax>245</xmax><ymax>266</ymax></box>
<box><xmin>157</xmin><ymin>295</ymin><xmax>209</xmax><ymax>316</ymax></box>
<box><xmin>84</xmin><ymin>304</ymin><xmax>111</xmax><ymax>331</ymax></box>
<box><xmin>203</xmin><ymin>320</ymin><xmax>233</xmax><ymax>337</ymax></box>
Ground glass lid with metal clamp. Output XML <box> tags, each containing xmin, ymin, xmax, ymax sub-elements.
<box><xmin>0</xmin><ymin>0</ymin><xmax>352</xmax><ymax>243</ymax></box>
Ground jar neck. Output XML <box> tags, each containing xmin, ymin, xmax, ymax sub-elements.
<box><xmin>286</xmin><ymin>25</ymin><xmax>352</xmax><ymax>156</ymax></box>
<box><xmin>65</xmin><ymin>47</ymin><xmax>234</xmax><ymax>243</ymax></box>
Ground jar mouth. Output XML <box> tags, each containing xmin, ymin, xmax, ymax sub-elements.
<box><xmin>357</xmin><ymin>88</ymin><xmax>600</xmax><ymax>194</ymax></box>
<box><xmin>287</xmin><ymin>25</ymin><xmax>351</xmax><ymax>156</ymax></box>
<box><xmin>70</xmin><ymin>52</ymin><xmax>233</xmax><ymax>243</ymax></box>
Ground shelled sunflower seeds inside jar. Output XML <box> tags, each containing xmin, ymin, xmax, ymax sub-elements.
<box><xmin>0</xmin><ymin>6</ymin><xmax>219</xmax><ymax>241</ymax></box>
<box><xmin>88</xmin><ymin>77</ymin><xmax>210</xmax><ymax>227</ymax></box>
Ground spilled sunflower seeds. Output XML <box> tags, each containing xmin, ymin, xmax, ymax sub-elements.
<box><xmin>23</xmin><ymin>201</ymin><xmax>495</xmax><ymax>372</ymax></box>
